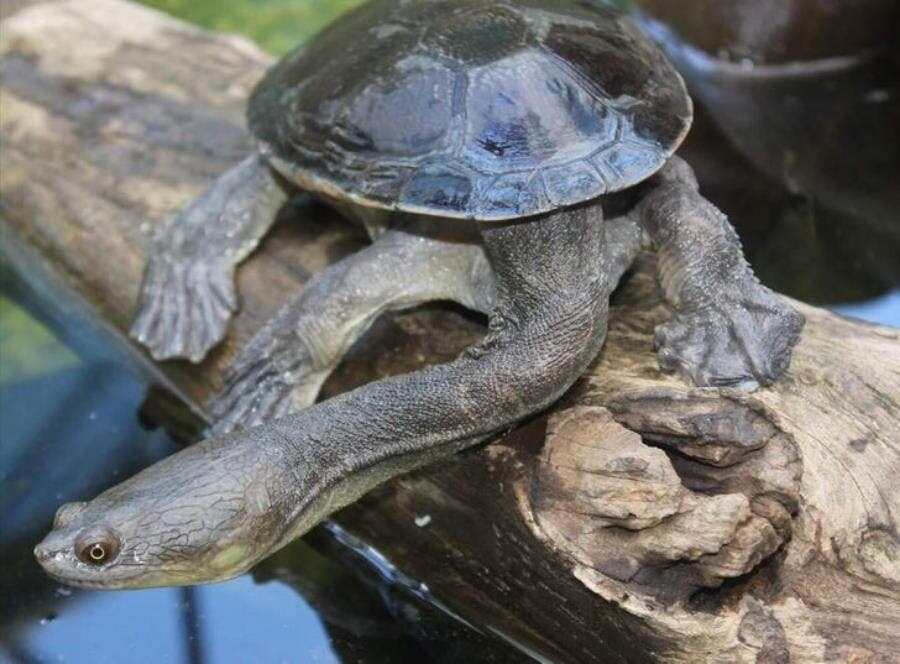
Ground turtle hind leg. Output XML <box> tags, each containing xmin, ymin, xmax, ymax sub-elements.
<box><xmin>130</xmin><ymin>154</ymin><xmax>290</xmax><ymax>362</ymax></box>
<box><xmin>206</xmin><ymin>229</ymin><xmax>495</xmax><ymax>434</ymax></box>
<box><xmin>636</xmin><ymin>157</ymin><xmax>804</xmax><ymax>389</ymax></box>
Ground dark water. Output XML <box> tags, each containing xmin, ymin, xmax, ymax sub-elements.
<box><xmin>0</xmin><ymin>269</ymin><xmax>531</xmax><ymax>664</ymax></box>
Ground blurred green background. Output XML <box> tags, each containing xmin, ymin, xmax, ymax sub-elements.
<box><xmin>137</xmin><ymin>0</ymin><xmax>627</xmax><ymax>54</ymax></box>
<box><xmin>0</xmin><ymin>295</ymin><xmax>77</xmax><ymax>384</ymax></box>
<box><xmin>139</xmin><ymin>0</ymin><xmax>365</xmax><ymax>54</ymax></box>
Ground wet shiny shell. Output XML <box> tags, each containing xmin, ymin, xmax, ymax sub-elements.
<box><xmin>248</xmin><ymin>0</ymin><xmax>692</xmax><ymax>221</ymax></box>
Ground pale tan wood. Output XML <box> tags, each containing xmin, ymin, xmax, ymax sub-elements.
<box><xmin>1</xmin><ymin>2</ymin><xmax>897</xmax><ymax>662</ymax></box>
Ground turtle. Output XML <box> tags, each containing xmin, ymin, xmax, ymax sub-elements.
<box><xmin>35</xmin><ymin>0</ymin><xmax>803</xmax><ymax>589</ymax></box>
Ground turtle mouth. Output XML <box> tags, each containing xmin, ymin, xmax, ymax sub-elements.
<box><xmin>36</xmin><ymin>557</ymin><xmax>197</xmax><ymax>590</ymax></box>
<box><xmin>39</xmin><ymin>568</ymin><xmax>138</xmax><ymax>590</ymax></box>
<box><xmin>35</xmin><ymin>559</ymin><xmax>147</xmax><ymax>590</ymax></box>
<box><xmin>35</xmin><ymin>541</ymin><xmax>248</xmax><ymax>589</ymax></box>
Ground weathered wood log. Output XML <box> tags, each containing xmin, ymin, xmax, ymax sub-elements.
<box><xmin>1</xmin><ymin>2</ymin><xmax>898</xmax><ymax>662</ymax></box>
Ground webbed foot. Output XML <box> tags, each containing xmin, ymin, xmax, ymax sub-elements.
<box><xmin>206</xmin><ymin>330</ymin><xmax>323</xmax><ymax>434</ymax></box>
<box><xmin>654</xmin><ymin>283</ymin><xmax>804</xmax><ymax>389</ymax></box>
<box><xmin>130</xmin><ymin>256</ymin><xmax>236</xmax><ymax>362</ymax></box>
<box><xmin>130</xmin><ymin>154</ymin><xmax>290</xmax><ymax>362</ymax></box>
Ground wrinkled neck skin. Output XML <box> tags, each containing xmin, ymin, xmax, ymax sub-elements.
<box><xmin>36</xmin><ymin>204</ymin><xmax>614</xmax><ymax>589</ymax></box>
<box><xmin>36</xmin><ymin>430</ymin><xmax>295</xmax><ymax>588</ymax></box>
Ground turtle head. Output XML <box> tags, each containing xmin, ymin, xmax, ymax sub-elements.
<box><xmin>34</xmin><ymin>434</ymin><xmax>289</xmax><ymax>589</ymax></box>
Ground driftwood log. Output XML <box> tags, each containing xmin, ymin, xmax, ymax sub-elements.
<box><xmin>1</xmin><ymin>1</ymin><xmax>898</xmax><ymax>662</ymax></box>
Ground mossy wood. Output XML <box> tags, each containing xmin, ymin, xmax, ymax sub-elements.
<box><xmin>1</xmin><ymin>1</ymin><xmax>897</xmax><ymax>662</ymax></box>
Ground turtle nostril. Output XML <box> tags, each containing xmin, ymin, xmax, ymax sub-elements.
<box><xmin>34</xmin><ymin>543</ymin><xmax>52</xmax><ymax>563</ymax></box>
<box><xmin>53</xmin><ymin>501</ymin><xmax>87</xmax><ymax>529</ymax></box>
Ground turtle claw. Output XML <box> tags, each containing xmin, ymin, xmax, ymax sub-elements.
<box><xmin>206</xmin><ymin>338</ymin><xmax>324</xmax><ymax>434</ymax></box>
<box><xmin>654</xmin><ymin>286</ymin><xmax>804</xmax><ymax>390</ymax></box>
<box><xmin>130</xmin><ymin>257</ymin><xmax>236</xmax><ymax>362</ymax></box>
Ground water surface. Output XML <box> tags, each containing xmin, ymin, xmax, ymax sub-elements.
<box><xmin>0</xmin><ymin>271</ymin><xmax>529</xmax><ymax>664</ymax></box>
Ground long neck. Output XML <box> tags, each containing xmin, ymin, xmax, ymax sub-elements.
<box><xmin>244</xmin><ymin>204</ymin><xmax>614</xmax><ymax>542</ymax></box>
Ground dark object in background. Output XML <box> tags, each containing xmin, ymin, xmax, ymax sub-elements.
<box><xmin>634</xmin><ymin>0</ymin><xmax>899</xmax><ymax>64</ymax></box>
<box><xmin>634</xmin><ymin>0</ymin><xmax>900</xmax><ymax>303</ymax></box>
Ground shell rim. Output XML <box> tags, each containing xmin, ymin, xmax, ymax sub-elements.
<box><xmin>258</xmin><ymin>70</ymin><xmax>694</xmax><ymax>222</ymax></box>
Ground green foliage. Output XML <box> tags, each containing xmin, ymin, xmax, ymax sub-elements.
<box><xmin>139</xmin><ymin>0</ymin><xmax>364</xmax><ymax>54</ymax></box>
<box><xmin>139</xmin><ymin>0</ymin><xmax>629</xmax><ymax>54</ymax></box>
<box><xmin>0</xmin><ymin>296</ymin><xmax>78</xmax><ymax>385</ymax></box>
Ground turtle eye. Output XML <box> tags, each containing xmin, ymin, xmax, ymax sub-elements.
<box><xmin>83</xmin><ymin>542</ymin><xmax>109</xmax><ymax>564</ymax></box>
<box><xmin>75</xmin><ymin>528</ymin><xmax>120</xmax><ymax>565</ymax></box>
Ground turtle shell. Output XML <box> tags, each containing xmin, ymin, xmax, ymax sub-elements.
<box><xmin>248</xmin><ymin>0</ymin><xmax>692</xmax><ymax>221</ymax></box>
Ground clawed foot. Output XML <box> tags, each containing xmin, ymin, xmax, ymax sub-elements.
<box><xmin>206</xmin><ymin>335</ymin><xmax>325</xmax><ymax>434</ymax></box>
<box><xmin>655</xmin><ymin>285</ymin><xmax>804</xmax><ymax>390</ymax></box>
<box><xmin>130</xmin><ymin>256</ymin><xmax>236</xmax><ymax>362</ymax></box>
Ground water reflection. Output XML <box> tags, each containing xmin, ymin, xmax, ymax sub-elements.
<box><xmin>0</xmin><ymin>274</ymin><xmax>529</xmax><ymax>664</ymax></box>
<box><xmin>830</xmin><ymin>289</ymin><xmax>900</xmax><ymax>328</ymax></box>
<box><xmin>0</xmin><ymin>348</ymin><xmax>338</xmax><ymax>663</ymax></box>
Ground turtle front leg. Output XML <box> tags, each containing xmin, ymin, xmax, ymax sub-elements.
<box><xmin>635</xmin><ymin>157</ymin><xmax>804</xmax><ymax>389</ymax></box>
<box><xmin>207</xmin><ymin>229</ymin><xmax>495</xmax><ymax>433</ymax></box>
<box><xmin>131</xmin><ymin>154</ymin><xmax>291</xmax><ymax>362</ymax></box>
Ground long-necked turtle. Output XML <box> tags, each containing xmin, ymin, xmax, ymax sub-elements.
<box><xmin>36</xmin><ymin>0</ymin><xmax>803</xmax><ymax>588</ymax></box>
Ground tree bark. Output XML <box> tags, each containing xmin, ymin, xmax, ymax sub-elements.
<box><xmin>1</xmin><ymin>2</ymin><xmax>897</xmax><ymax>662</ymax></box>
